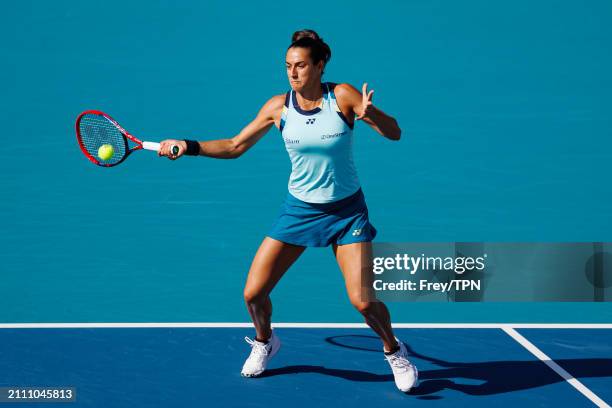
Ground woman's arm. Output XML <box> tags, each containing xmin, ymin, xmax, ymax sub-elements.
<box><xmin>159</xmin><ymin>94</ymin><xmax>285</xmax><ymax>159</ymax></box>
<box><xmin>334</xmin><ymin>83</ymin><xmax>401</xmax><ymax>141</ymax></box>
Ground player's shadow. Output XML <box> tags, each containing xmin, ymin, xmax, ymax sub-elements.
<box><xmin>262</xmin><ymin>335</ymin><xmax>612</xmax><ymax>399</ymax></box>
<box><xmin>261</xmin><ymin>365</ymin><xmax>393</xmax><ymax>382</ymax></box>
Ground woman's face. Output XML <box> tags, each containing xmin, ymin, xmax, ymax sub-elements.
<box><xmin>285</xmin><ymin>47</ymin><xmax>323</xmax><ymax>92</ymax></box>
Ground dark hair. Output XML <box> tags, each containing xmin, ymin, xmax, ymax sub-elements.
<box><xmin>288</xmin><ymin>29</ymin><xmax>332</xmax><ymax>75</ymax></box>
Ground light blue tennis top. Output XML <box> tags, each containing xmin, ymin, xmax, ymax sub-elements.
<box><xmin>280</xmin><ymin>82</ymin><xmax>360</xmax><ymax>204</ymax></box>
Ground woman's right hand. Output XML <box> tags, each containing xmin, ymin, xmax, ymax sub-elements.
<box><xmin>158</xmin><ymin>139</ymin><xmax>187</xmax><ymax>160</ymax></box>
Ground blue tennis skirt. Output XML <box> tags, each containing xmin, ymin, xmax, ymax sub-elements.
<box><xmin>267</xmin><ymin>188</ymin><xmax>377</xmax><ymax>247</ymax></box>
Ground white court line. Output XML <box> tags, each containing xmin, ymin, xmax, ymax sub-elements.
<box><xmin>503</xmin><ymin>327</ymin><xmax>611</xmax><ymax>408</ymax></box>
<box><xmin>0</xmin><ymin>323</ymin><xmax>611</xmax><ymax>329</ymax></box>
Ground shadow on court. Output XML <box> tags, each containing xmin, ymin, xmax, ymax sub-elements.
<box><xmin>262</xmin><ymin>365</ymin><xmax>393</xmax><ymax>382</ymax></box>
<box><xmin>259</xmin><ymin>335</ymin><xmax>612</xmax><ymax>399</ymax></box>
<box><xmin>410</xmin><ymin>358</ymin><xmax>612</xmax><ymax>398</ymax></box>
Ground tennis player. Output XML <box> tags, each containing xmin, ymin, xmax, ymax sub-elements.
<box><xmin>159</xmin><ymin>29</ymin><xmax>418</xmax><ymax>392</ymax></box>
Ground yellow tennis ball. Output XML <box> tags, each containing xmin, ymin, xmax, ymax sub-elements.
<box><xmin>98</xmin><ymin>144</ymin><xmax>114</xmax><ymax>161</ymax></box>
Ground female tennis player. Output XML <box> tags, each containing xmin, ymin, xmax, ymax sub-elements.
<box><xmin>158</xmin><ymin>29</ymin><xmax>417</xmax><ymax>392</ymax></box>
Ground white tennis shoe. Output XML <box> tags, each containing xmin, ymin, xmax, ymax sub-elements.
<box><xmin>385</xmin><ymin>339</ymin><xmax>418</xmax><ymax>392</ymax></box>
<box><xmin>241</xmin><ymin>331</ymin><xmax>281</xmax><ymax>377</ymax></box>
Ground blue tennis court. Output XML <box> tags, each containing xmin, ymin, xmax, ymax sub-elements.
<box><xmin>0</xmin><ymin>324</ymin><xmax>610</xmax><ymax>406</ymax></box>
<box><xmin>1</xmin><ymin>0</ymin><xmax>611</xmax><ymax>406</ymax></box>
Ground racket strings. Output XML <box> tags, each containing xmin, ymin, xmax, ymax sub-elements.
<box><xmin>78</xmin><ymin>114</ymin><xmax>128</xmax><ymax>165</ymax></box>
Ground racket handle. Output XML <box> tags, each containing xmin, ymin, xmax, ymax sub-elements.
<box><xmin>142</xmin><ymin>142</ymin><xmax>160</xmax><ymax>151</ymax></box>
<box><xmin>142</xmin><ymin>142</ymin><xmax>180</xmax><ymax>156</ymax></box>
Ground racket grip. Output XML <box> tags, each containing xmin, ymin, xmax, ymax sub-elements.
<box><xmin>143</xmin><ymin>142</ymin><xmax>180</xmax><ymax>156</ymax></box>
<box><xmin>142</xmin><ymin>142</ymin><xmax>160</xmax><ymax>151</ymax></box>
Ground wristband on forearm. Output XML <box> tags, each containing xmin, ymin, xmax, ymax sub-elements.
<box><xmin>183</xmin><ymin>140</ymin><xmax>200</xmax><ymax>156</ymax></box>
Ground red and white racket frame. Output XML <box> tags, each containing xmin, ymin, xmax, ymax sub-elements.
<box><xmin>76</xmin><ymin>110</ymin><xmax>164</xmax><ymax>167</ymax></box>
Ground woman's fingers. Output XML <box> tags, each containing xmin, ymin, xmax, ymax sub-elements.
<box><xmin>158</xmin><ymin>140</ymin><xmax>175</xmax><ymax>159</ymax></box>
<box><xmin>356</xmin><ymin>83</ymin><xmax>374</xmax><ymax>121</ymax></box>
<box><xmin>362</xmin><ymin>83</ymin><xmax>374</xmax><ymax>100</ymax></box>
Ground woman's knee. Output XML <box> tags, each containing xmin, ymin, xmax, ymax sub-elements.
<box><xmin>243</xmin><ymin>287</ymin><xmax>267</xmax><ymax>305</ymax></box>
<box><xmin>350</xmin><ymin>297</ymin><xmax>375</xmax><ymax>315</ymax></box>
<box><xmin>347</xmin><ymin>289</ymin><xmax>371</xmax><ymax>311</ymax></box>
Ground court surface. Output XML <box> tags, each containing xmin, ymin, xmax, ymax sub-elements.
<box><xmin>1</xmin><ymin>324</ymin><xmax>611</xmax><ymax>407</ymax></box>
<box><xmin>1</xmin><ymin>1</ymin><xmax>611</xmax><ymax>406</ymax></box>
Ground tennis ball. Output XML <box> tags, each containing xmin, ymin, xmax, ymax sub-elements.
<box><xmin>98</xmin><ymin>144</ymin><xmax>114</xmax><ymax>161</ymax></box>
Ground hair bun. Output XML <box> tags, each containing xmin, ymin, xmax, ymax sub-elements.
<box><xmin>288</xmin><ymin>29</ymin><xmax>332</xmax><ymax>74</ymax></box>
<box><xmin>292</xmin><ymin>29</ymin><xmax>322</xmax><ymax>43</ymax></box>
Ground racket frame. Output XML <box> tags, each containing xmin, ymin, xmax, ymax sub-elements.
<box><xmin>76</xmin><ymin>110</ymin><xmax>151</xmax><ymax>167</ymax></box>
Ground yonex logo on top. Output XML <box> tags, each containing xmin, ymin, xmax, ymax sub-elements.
<box><xmin>352</xmin><ymin>229</ymin><xmax>362</xmax><ymax>236</ymax></box>
<box><xmin>306</xmin><ymin>118</ymin><xmax>316</xmax><ymax>124</ymax></box>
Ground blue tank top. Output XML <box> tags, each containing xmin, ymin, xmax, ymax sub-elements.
<box><xmin>279</xmin><ymin>82</ymin><xmax>360</xmax><ymax>203</ymax></box>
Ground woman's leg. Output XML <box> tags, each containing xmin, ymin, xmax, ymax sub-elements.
<box><xmin>244</xmin><ymin>237</ymin><xmax>306</xmax><ymax>341</ymax></box>
<box><xmin>334</xmin><ymin>241</ymin><xmax>418</xmax><ymax>392</ymax></box>
<box><xmin>333</xmin><ymin>241</ymin><xmax>398</xmax><ymax>352</ymax></box>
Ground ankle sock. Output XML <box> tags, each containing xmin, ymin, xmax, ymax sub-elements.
<box><xmin>384</xmin><ymin>345</ymin><xmax>400</xmax><ymax>355</ymax></box>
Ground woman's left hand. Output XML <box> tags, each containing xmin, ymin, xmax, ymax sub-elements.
<box><xmin>355</xmin><ymin>83</ymin><xmax>375</xmax><ymax>121</ymax></box>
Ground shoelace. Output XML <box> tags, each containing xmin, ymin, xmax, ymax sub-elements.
<box><xmin>245</xmin><ymin>336</ymin><xmax>270</xmax><ymax>358</ymax></box>
<box><xmin>386</xmin><ymin>353</ymin><xmax>413</xmax><ymax>371</ymax></box>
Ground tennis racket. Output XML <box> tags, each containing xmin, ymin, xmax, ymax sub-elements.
<box><xmin>75</xmin><ymin>110</ymin><xmax>179</xmax><ymax>167</ymax></box>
